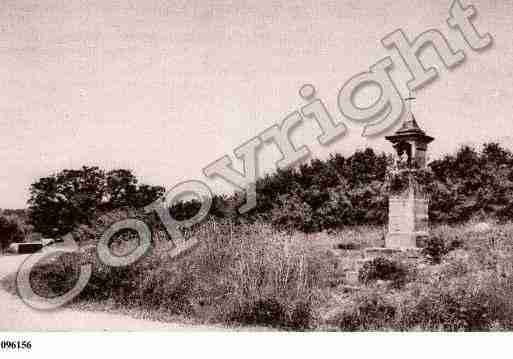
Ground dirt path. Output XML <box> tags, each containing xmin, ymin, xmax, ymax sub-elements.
<box><xmin>0</xmin><ymin>253</ymin><xmax>214</xmax><ymax>331</ymax></box>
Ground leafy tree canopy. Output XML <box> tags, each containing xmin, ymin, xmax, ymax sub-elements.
<box><xmin>28</xmin><ymin>167</ymin><xmax>164</xmax><ymax>236</ymax></box>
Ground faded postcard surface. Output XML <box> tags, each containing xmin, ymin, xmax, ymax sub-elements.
<box><xmin>0</xmin><ymin>0</ymin><xmax>512</xmax><ymax>335</ymax></box>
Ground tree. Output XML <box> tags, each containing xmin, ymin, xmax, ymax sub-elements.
<box><xmin>103</xmin><ymin>169</ymin><xmax>138</xmax><ymax>210</ymax></box>
<box><xmin>28</xmin><ymin>167</ymin><xmax>164</xmax><ymax>236</ymax></box>
<box><xmin>0</xmin><ymin>215</ymin><xmax>24</xmax><ymax>251</ymax></box>
<box><xmin>271</xmin><ymin>193</ymin><xmax>315</xmax><ymax>233</ymax></box>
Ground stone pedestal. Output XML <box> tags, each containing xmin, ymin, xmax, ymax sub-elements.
<box><xmin>384</xmin><ymin>112</ymin><xmax>433</xmax><ymax>250</ymax></box>
<box><xmin>386</xmin><ymin>191</ymin><xmax>428</xmax><ymax>249</ymax></box>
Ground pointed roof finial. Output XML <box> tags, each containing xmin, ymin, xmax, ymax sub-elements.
<box><xmin>385</xmin><ymin>90</ymin><xmax>434</xmax><ymax>144</ymax></box>
<box><xmin>405</xmin><ymin>88</ymin><xmax>416</xmax><ymax>115</ymax></box>
<box><xmin>396</xmin><ymin>88</ymin><xmax>421</xmax><ymax>133</ymax></box>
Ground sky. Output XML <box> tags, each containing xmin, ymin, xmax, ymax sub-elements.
<box><xmin>1</xmin><ymin>0</ymin><xmax>512</xmax><ymax>208</ymax></box>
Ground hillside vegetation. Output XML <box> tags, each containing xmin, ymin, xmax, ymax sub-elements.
<box><xmin>226</xmin><ymin>142</ymin><xmax>513</xmax><ymax>232</ymax></box>
<box><xmin>4</xmin><ymin>142</ymin><xmax>513</xmax><ymax>330</ymax></box>
<box><xmin>23</xmin><ymin>142</ymin><xmax>513</xmax><ymax>237</ymax></box>
<box><xmin>6</xmin><ymin>221</ymin><xmax>513</xmax><ymax>330</ymax></box>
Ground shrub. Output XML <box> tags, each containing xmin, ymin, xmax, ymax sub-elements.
<box><xmin>398</xmin><ymin>270</ymin><xmax>513</xmax><ymax>330</ymax></box>
<box><xmin>228</xmin><ymin>297</ymin><xmax>314</xmax><ymax>330</ymax></box>
<box><xmin>28</xmin><ymin>252</ymin><xmax>82</xmax><ymax>299</ymax></box>
<box><xmin>271</xmin><ymin>194</ymin><xmax>316</xmax><ymax>233</ymax></box>
<box><xmin>288</xmin><ymin>300</ymin><xmax>314</xmax><ymax>330</ymax></box>
<box><xmin>421</xmin><ymin>234</ymin><xmax>465</xmax><ymax>264</ymax></box>
<box><xmin>331</xmin><ymin>290</ymin><xmax>396</xmax><ymax>330</ymax></box>
<box><xmin>358</xmin><ymin>257</ymin><xmax>411</xmax><ymax>288</ymax></box>
<box><xmin>422</xmin><ymin>236</ymin><xmax>446</xmax><ymax>264</ymax></box>
<box><xmin>229</xmin><ymin>298</ymin><xmax>286</xmax><ymax>328</ymax></box>
<box><xmin>446</xmin><ymin>238</ymin><xmax>464</xmax><ymax>251</ymax></box>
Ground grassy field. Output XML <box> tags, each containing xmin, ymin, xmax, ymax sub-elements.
<box><xmin>3</xmin><ymin>220</ymin><xmax>513</xmax><ymax>331</ymax></box>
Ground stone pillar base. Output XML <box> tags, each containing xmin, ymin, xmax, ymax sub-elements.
<box><xmin>364</xmin><ymin>246</ymin><xmax>422</xmax><ymax>259</ymax></box>
<box><xmin>385</xmin><ymin>232</ymin><xmax>428</xmax><ymax>249</ymax></box>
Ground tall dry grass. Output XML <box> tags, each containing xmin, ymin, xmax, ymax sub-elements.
<box><xmin>69</xmin><ymin>220</ymin><xmax>338</xmax><ymax>329</ymax></box>
<box><xmin>325</xmin><ymin>222</ymin><xmax>513</xmax><ymax>331</ymax></box>
<box><xmin>12</xmin><ymin>218</ymin><xmax>513</xmax><ymax>331</ymax></box>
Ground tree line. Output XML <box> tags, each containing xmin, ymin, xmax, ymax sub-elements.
<box><xmin>2</xmin><ymin>142</ymin><xmax>512</xmax><ymax>249</ymax></box>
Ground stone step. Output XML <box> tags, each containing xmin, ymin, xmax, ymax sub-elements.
<box><xmin>364</xmin><ymin>247</ymin><xmax>422</xmax><ymax>259</ymax></box>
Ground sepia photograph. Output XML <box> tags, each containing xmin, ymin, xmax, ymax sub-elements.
<box><xmin>0</xmin><ymin>0</ymin><xmax>512</xmax><ymax>356</ymax></box>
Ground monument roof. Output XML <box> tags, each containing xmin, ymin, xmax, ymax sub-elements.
<box><xmin>385</xmin><ymin>114</ymin><xmax>434</xmax><ymax>144</ymax></box>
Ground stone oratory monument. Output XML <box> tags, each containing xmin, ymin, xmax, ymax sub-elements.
<box><xmin>343</xmin><ymin>97</ymin><xmax>434</xmax><ymax>286</ymax></box>
<box><xmin>384</xmin><ymin>94</ymin><xmax>434</xmax><ymax>249</ymax></box>
<box><xmin>343</xmin><ymin>94</ymin><xmax>435</xmax><ymax>286</ymax></box>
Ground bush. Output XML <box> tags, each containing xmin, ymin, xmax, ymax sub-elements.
<box><xmin>447</xmin><ymin>238</ymin><xmax>464</xmax><ymax>252</ymax></box>
<box><xmin>288</xmin><ymin>300</ymin><xmax>314</xmax><ymax>330</ymax></box>
<box><xmin>422</xmin><ymin>236</ymin><xmax>446</xmax><ymax>264</ymax></box>
<box><xmin>271</xmin><ymin>194</ymin><xmax>316</xmax><ymax>233</ymax></box>
<box><xmin>28</xmin><ymin>252</ymin><xmax>82</xmax><ymax>299</ymax></box>
<box><xmin>331</xmin><ymin>290</ymin><xmax>396</xmax><ymax>330</ymax></box>
<box><xmin>421</xmin><ymin>234</ymin><xmax>464</xmax><ymax>264</ymax></box>
<box><xmin>399</xmin><ymin>270</ymin><xmax>513</xmax><ymax>330</ymax></box>
<box><xmin>229</xmin><ymin>298</ymin><xmax>286</xmax><ymax>328</ymax></box>
<box><xmin>358</xmin><ymin>257</ymin><xmax>411</xmax><ymax>288</ymax></box>
<box><xmin>229</xmin><ymin>298</ymin><xmax>313</xmax><ymax>330</ymax></box>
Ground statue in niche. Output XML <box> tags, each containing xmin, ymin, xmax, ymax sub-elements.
<box><xmin>394</xmin><ymin>141</ymin><xmax>412</xmax><ymax>170</ymax></box>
